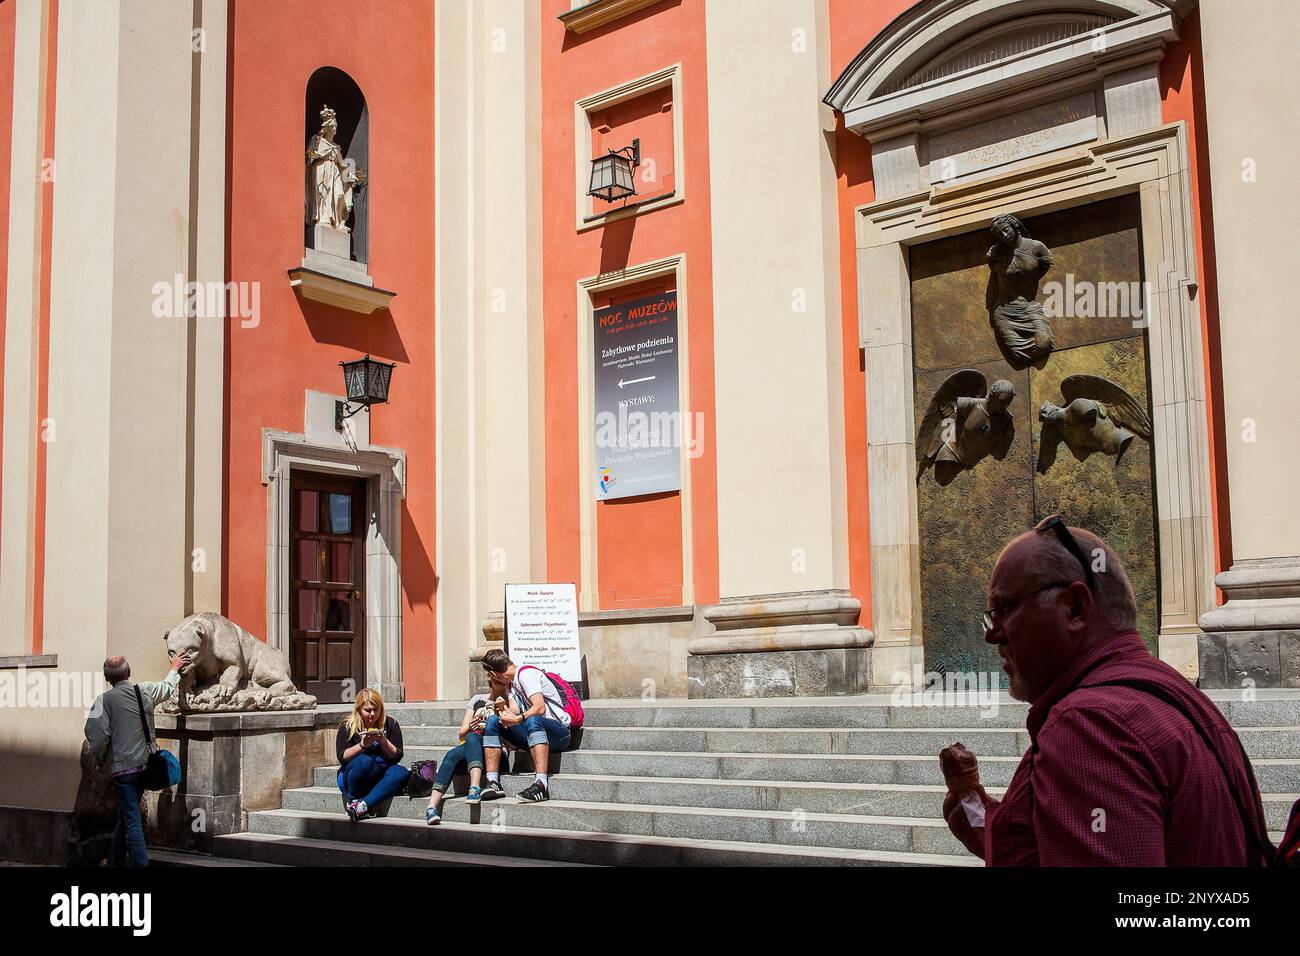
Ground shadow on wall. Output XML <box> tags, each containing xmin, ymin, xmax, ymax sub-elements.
<box><xmin>401</xmin><ymin>503</ymin><xmax>437</xmax><ymax>612</ymax></box>
<box><xmin>296</xmin><ymin>296</ymin><xmax>410</xmax><ymax>366</ymax></box>
<box><xmin>558</xmin><ymin>0</ymin><xmax>683</xmax><ymax>52</ymax></box>
<box><xmin>598</xmin><ymin>214</ymin><xmax>636</xmax><ymax>277</ymax></box>
<box><xmin>0</xmin><ymin>741</ymin><xmax>86</xmax><ymax>865</ymax></box>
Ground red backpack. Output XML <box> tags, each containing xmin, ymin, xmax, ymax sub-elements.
<box><xmin>517</xmin><ymin>665</ymin><xmax>585</xmax><ymax>730</ymax></box>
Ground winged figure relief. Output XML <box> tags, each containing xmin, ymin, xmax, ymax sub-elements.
<box><xmin>1036</xmin><ymin>374</ymin><xmax>1153</xmax><ymax>474</ymax></box>
<box><xmin>916</xmin><ymin>370</ymin><xmax>1017</xmax><ymax>487</ymax></box>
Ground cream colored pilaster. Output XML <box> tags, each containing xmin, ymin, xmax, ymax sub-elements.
<box><xmin>480</xmin><ymin>0</ymin><xmax>545</xmax><ymax>622</ymax></box>
<box><xmin>44</xmin><ymin>0</ymin><xmax>204</xmax><ymax>677</ymax></box>
<box><xmin>435</xmin><ymin>0</ymin><xmax>476</xmax><ymax>700</ymax></box>
<box><xmin>437</xmin><ymin>0</ymin><xmax>544</xmax><ymax>699</ymax></box>
<box><xmin>703</xmin><ymin>0</ymin><xmax>849</xmax><ymax>598</ymax></box>
<box><xmin>1196</xmin><ymin>0</ymin><xmax>1300</xmax><ymax>685</ymax></box>
<box><xmin>0</xmin><ymin>0</ymin><xmax>51</xmax><ymax>654</ymax></box>
<box><xmin>190</xmin><ymin>0</ymin><xmax>228</xmax><ymax>615</ymax></box>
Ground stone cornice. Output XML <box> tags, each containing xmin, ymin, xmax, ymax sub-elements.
<box><xmin>558</xmin><ymin>0</ymin><xmax>667</xmax><ymax>35</ymax></box>
<box><xmin>826</xmin><ymin>0</ymin><xmax>1193</xmax><ymax>139</ymax></box>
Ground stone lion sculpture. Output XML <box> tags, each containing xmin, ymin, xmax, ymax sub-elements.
<box><xmin>159</xmin><ymin>612</ymin><xmax>316</xmax><ymax>713</ymax></box>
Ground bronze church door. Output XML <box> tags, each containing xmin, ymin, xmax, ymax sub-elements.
<box><xmin>289</xmin><ymin>472</ymin><xmax>367</xmax><ymax>703</ymax></box>
<box><xmin>910</xmin><ymin>195</ymin><xmax>1160</xmax><ymax>683</ymax></box>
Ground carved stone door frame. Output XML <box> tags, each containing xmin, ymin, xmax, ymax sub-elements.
<box><xmin>856</xmin><ymin>122</ymin><xmax>1214</xmax><ymax>688</ymax></box>
<box><xmin>262</xmin><ymin>429</ymin><xmax>407</xmax><ymax>702</ymax></box>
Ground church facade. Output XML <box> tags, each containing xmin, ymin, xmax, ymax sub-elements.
<box><xmin>0</xmin><ymin>0</ymin><xmax>1296</xmax><ymax>855</ymax></box>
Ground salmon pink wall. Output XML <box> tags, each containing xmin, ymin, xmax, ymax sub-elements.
<box><xmin>224</xmin><ymin>0</ymin><xmax>438</xmax><ymax>697</ymax></box>
<box><xmin>542</xmin><ymin>0</ymin><xmax>718</xmax><ymax>610</ymax></box>
<box><xmin>1159</xmin><ymin>8</ymin><xmax>1231</xmax><ymax>582</ymax></box>
<box><xmin>31</xmin><ymin>0</ymin><xmax>55</xmax><ymax>654</ymax></box>
<box><xmin>828</xmin><ymin>0</ymin><xmax>914</xmax><ymax>631</ymax></box>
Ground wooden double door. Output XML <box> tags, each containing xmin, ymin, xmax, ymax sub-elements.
<box><xmin>290</xmin><ymin>471</ymin><xmax>367</xmax><ymax>703</ymax></box>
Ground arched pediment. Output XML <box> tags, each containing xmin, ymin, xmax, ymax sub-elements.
<box><xmin>826</xmin><ymin>0</ymin><xmax>1196</xmax><ymax>137</ymax></box>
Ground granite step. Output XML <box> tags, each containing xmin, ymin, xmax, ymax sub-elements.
<box><xmin>375</xmin><ymin>746</ymin><xmax>1029</xmax><ymax>785</ymax></box>
<box><xmin>398</xmin><ymin>724</ymin><xmax>1300</xmax><ymax>758</ymax></box>
<box><xmin>401</xmin><ymin>725</ymin><xmax>1034</xmax><ymax>755</ymax></box>
<box><xmin>307</xmin><ymin>763</ymin><xmax>1300</xmax><ymax>830</ymax></box>
<box><xmin>316</xmin><ymin>765</ymin><xmax>1000</xmax><ymax>817</ymax></box>
<box><xmin>244</xmin><ymin>808</ymin><xmax>979</xmax><ymax>867</ymax></box>
<box><xmin>149</xmin><ymin>847</ymin><xmax>286</xmax><ymax>867</ymax></box>
<box><xmin>371</xmin><ymin>700</ymin><xmax>1026</xmax><ymax>729</ymax></box>
<box><xmin>280</xmin><ymin>785</ymin><xmax>970</xmax><ymax>855</ymax></box>
<box><xmin>349</xmin><ymin>692</ymin><xmax>1300</xmax><ymax>731</ymax></box>
<box><xmin>374</xmin><ymin>745</ymin><xmax>1300</xmax><ymax>793</ymax></box>
<box><xmin>212</xmin><ymin>831</ymin><xmax>593</xmax><ymax>867</ymax></box>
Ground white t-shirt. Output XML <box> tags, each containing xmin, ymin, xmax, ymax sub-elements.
<box><xmin>511</xmin><ymin>667</ymin><xmax>571</xmax><ymax>727</ymax></box>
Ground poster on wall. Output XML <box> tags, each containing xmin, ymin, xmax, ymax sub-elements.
<box><xmin>503</xmin><ymin>583</ymin><xmax>583</xmax><ymax>687</ymax></box>
<box><xmin>592</xmin><ymin>291</ymin><xmax>681</xmax><ymax>501</ymax></box>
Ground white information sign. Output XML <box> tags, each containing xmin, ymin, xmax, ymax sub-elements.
<box><xmin>503</xmin><ymin>583</ymin><xmax>583</xmax><ymax>684</ymax></box>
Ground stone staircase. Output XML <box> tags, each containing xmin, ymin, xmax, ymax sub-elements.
<box><xmin>206</xmin><ymin>692</ymin><xmax>1300</xmax><ymax>867</ymax></box>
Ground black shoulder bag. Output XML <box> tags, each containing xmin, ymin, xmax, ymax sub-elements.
<box><xmin>134</xmin><ymin>685</ymin><xmax>181</xmax><ymax>791</ymax></box>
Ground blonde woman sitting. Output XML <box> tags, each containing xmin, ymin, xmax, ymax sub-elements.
<box><xmin>336</xmin><ymin>688</ymin><xmax>409</xmax><ymax>821</ymax></box>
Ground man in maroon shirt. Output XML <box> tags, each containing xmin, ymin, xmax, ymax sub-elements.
<box><xmin>943</xmin><ymin>516</ymin><xmax>1271</xmax><ymax>866</ymax></box>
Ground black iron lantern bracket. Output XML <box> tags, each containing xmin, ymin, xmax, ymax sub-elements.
<box><xmin>335</xmin><ymin>353</ymin><xmax>397</xmax><ymax>432</ymax></box>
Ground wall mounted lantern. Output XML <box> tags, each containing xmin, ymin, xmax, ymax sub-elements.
<box><xmin>336</xmin><ymin>353</ymin><xmax>397</xmax><ymax>431</ymax></box>
<box><xmin>588</xmin><ymin>138</ymin><xmax>640</xmax><ymax>202</ymax></box>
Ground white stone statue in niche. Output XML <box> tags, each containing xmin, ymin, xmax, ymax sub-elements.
<box><xmin>306</xmin><ymin>104</ymin><xmax>366</xmax><ymax>233</ymax></box>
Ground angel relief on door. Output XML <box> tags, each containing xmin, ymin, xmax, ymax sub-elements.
<box><xmin>909</xmin><ymin>195</ymin><xmax>1160</xmax><ymax>682</ymax></box>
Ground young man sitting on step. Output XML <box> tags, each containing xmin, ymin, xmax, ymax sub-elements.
<box><xmin>479</xmin><ymin>648</ymin><xmax>572</xmax><ymax>803</ymax></box>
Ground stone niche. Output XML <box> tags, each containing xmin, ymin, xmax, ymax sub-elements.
<box><xmin>144</xmin><ymin>709</ymin><xmax>337</xmax><ymax>852</ymax></box>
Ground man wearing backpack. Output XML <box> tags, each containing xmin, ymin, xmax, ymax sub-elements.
<box><xmin>479</xmin><ymin>648</ymin><xmax>581</xmax><ymax>803</ymax></box>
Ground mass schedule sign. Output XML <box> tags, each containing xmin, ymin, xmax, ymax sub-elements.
<box><xmin>503</xmin><ymin>583</ymin><xmax>582</xmax><ymax>684</ymax></box>
<box><xmin>592</xmin><ymin>291</ymin><xmax>681</xmax><ymax>501</ymax></box>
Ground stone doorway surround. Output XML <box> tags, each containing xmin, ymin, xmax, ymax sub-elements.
<box><xmin>263</xmin><ymin>406</ymin><xmax>407</xmax><ymax>702</ymax></box>
<box><xmin>826</xmin><ymin>0</ymin><xmax>1210</xmax><ymax>689</ymax></box>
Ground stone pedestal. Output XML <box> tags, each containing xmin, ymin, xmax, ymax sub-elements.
<box><xmin>1198</xmin><ymin>557</ymin><xmax>1300</xmax><ymax>689</ymax></box>
<box><xmin>301</xmin><ymin>224</ymin><xmax>374</xmax><ymax>286</ymax></box>
<box><xmin>145</xmin><ymin>709</ymin><xmax>336</xmax><ymax>852</ymax></box>
<box><xmin>687</xmin><ymin>590</ymin><xmax>873</xmax><ymax>698</ymax></box>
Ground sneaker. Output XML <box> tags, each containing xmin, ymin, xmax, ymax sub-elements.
<box><xmin>345</xmin><ymin>799</ymin><xmax>362</xmax><ymax>822</ymax></box>
<box><xmin>516</xmin><ymin>780</ymin><xmax>550</xmax><ymax>803</ymax></box>
<box><xmin>425</xmin><ymin>806</ymin><xmax>441</xmax><ymax>826</ymax></box>
<box><xmin>465</xmin><ymin>786</ymin><xmax>483</xmax><ymax>804</ymax></box>
<box><xmin>354</xmin><ymin>799</ymin><xmax>370</xmax><ymax>820</ymax></box>
<box><xmin>479</xmin><ymin>779</ymin><xmax>506</xmax><ymax>801</ymax></box>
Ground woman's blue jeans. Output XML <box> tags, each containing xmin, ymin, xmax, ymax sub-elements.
<box><xmin>337</xmin><ymin>754</ymin><xmax>409</xmax><ymax>807</ymax></box>
<box><xmin>432</xmin><ymin>733</ymin><xmax>485</xmax><ymax>793</ymax></box>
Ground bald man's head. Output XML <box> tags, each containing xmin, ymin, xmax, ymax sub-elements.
<box><xmin>984</xmin><ymin>523</ymin><xmax>1137</xmax><ymax>702</ymax></box>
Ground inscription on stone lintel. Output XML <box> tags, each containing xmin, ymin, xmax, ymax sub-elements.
<box><xmin>928</xmin><ymin>93</ymin><xmax>1097</xmax><ymax>183</ymax></box>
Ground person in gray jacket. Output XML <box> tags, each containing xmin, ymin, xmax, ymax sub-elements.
<box><xmin>84</xmin><ymin>651</ymin><xmax>189</xmax><ymax>866</ymax></box>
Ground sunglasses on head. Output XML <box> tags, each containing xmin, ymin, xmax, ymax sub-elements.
<box><xmin>982</xmin><ymin>516</ymin><xmax>1096</xmax><ymax>634</ymax></box>
<box><xmin>1034</xmin><ymin>514</ymin><xmax>1098</xmax><ymax>594</ymax></box>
